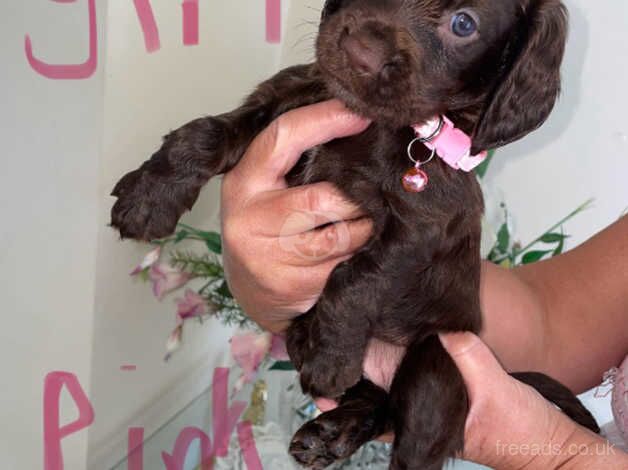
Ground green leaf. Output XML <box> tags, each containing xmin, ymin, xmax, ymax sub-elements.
<box><xmin>475</xmin><ymin>149</ymin><xmax>495</xmax><ymax>179</ymax></box>
<box><xmin>540</xmin><ymin>233</ymin><xmax>568</xmax><ymax>244</ymax></box>
<box><xmin>269</xmin><ymin>361</ymin><xmax>296</xmax><ymax>371</ymax></box>
<box><xmin>553</xmin><ymin>235</ymin><xmax>565</xmax><ymax>257</ymax></box>
<box><xmin>521</xmin><ymin>250</ymin><xmax>552</xmax><ymax>264</ymax></box>
<box><xmin>174</xmin><ymin>230</ymin><xmax>190</xmax><ymax>244</ymax></box>
<box><xmin>487</xmin><ymin>249</ymin><xmax>502</xmax><ymax>264</ymax></box>
<box><xmin>204</xmin><ymin>233</ymin><xmax>222</xmax><ymax>254</ymax></box>
<box><xmin>216</xmin><ymin>281</ymin><xmax>233</xmax><ymax>299</ymax></box>
<box><xmin>177</xmin><ymin>224</ymin><xmax>222</xmax><ymax>253</ymax></box>
<box><xmin>496</xmin><ymin>222</ymin><xmax>510</xmax><ymax>253</ymax></box>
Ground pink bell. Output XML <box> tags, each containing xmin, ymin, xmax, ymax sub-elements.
<box><xmin>402</xmin><ymin>166</ymin><xmax>429</xmax><ymax>193</ymax></box>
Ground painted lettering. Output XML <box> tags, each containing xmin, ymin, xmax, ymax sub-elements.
<box><xmin>133</xmin><ymin>0</ymin><xmax>161</xmax><ymax>53</ymax></box>
<box><xmin>43</xmin><ymin>372</ymin><xmax>95</xmax><ymax>470</ymax></box>
<box><xmin>162</xmin><ymin>427</ymin><xmax>214</xmax><ymax>470</ymax></box>
<box><xmin>127</xmin><ymin>427</ymin><xmax>145</xmax><ymax>470</ymax></box>
<box><xmin>182</xmin><ymin>0</ymin><xmax>199</xmax><ymax>46</ymax></box>
<box><xmin>24</xmin><ymin>0</ymin><xmax>98</xmax><ymax>79</ymax></box>
<box><xmin>237</xmin><ymin>422</ymin><xmax>264</xmax><ymax>470</ymax></box>
<box><xmin>266</xmin><ymin>0</ymin><xmax>282</xmax><ymax>44</ymax></box>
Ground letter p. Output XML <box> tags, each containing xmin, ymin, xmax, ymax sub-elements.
<box><xmin>43</xmin><ymin>372</ymin><xmax>95</xmax><ymax>470</ymax></box>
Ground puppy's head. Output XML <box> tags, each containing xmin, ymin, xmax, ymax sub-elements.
<box><xmin>317</xmin><ymin>0</ymin><xmax>568</xmax><ymax>152</ymax></box>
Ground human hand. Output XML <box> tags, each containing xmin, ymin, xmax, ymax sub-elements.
<box><xmin>326</xmin><ymin>333</ymin><xmax>627</xmax><ymax>469</ymax></box>
<box><xmin>221</xmin><ymin>100</ymin><xmax>372</xmax><ymax>333</ymax></box>
<box><xmin>440</xmin><ymin>333</ymin><xmax>625</xmax><ymax>468</ymax></box>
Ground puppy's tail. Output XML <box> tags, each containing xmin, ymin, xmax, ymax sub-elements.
<box><xmin>512</xmin><ymin>372</ymin><xmax>600</xmax><ymax>433</ymax></box>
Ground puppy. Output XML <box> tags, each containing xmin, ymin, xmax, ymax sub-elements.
<box><xmin>111</xmin><ymin>1</ymin><xmax>599</xmax><ymax>469</ymax></box>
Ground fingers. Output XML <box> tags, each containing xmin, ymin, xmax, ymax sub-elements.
<box><xmin>233</xmin><ymin>100</ymin><xmax>371</xmax><ymax>193</ymax></box>
<box><xmin>314</xmin><ymin>398</ymin><xmax>338</xmax><ymax>413</ymax></box>
<box><xmin>280</xmin><ymin>217</ymin><xmax>373</xmax><ymax>266</ymax></box>
<box><xmin>247</xmin><ymin>182</ymin><xmax>366</xmax><ymax>236</ymax></box>
<box><xmin>439</xmin><ymin>332</ymin><xmax>509</xmax><ymax>397</ymax></box>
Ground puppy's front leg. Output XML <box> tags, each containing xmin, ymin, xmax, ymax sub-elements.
<box><xmin>288</xmin><ymin>227</ymin><xmax>400</xmax><ymax>399</ymax></box>
<box><xmin>110</xmin><ymin>64</ymin><xmax>327</xmax><ymax>241</ymax></box>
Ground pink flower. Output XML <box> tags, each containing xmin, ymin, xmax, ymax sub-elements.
<box><xmin>149</xmin><ymin>263</ymin><xmax>192</xmax><ymax>300</ymax></box>
<box><xmin>176</xmin><ymin>289</ymin><xmax>208</xmax><ymax>321</ymax></box>
<box><xmin>130</xmin><ymin>246</ymin><xmax>161</xmax><ymax>275</ymax></box>
<box><xmin>230</xmin><ymin>332</ymin><xmax>272</xmax><ymax>383</ymax></box>
<box><xmin>269</xmin><ymin>334</ymin><xmax>290</xmax><ymax>361</ymax></box>
<box><xmin>164</xmin><ymin>323</ymin><xmax>183</xmax><ymax>361</ymax></box>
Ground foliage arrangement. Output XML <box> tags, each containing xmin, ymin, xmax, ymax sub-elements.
<box><xmin>486</xmin><ymin>199</ymin><xmax>593</xmax><ymax>268</ymax></box>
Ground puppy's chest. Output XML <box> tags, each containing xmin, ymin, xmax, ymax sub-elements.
<box><xmin>286</xmin><ymin>126</ymin><xmax>412</xmax><ymax>206</ymax></box>
<box><xmin>285</xmin><ymin>126</ymin><xmax>482</xmax><ymax>226</ymax></box>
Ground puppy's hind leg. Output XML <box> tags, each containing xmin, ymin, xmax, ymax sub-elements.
<box><xmin>389</xmin><ymin>335</ymin><xmax>468</xmax><ymax>470</ymax></box>
<box><xmin>289</xmin><ymin>379</ymin><xmax>390</xmax><ymax>470</ymax></box>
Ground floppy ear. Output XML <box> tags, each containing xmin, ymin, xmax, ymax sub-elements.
<box><xmin>471</xmin><ymin>0</ymin><xmax>568</xmax><ymax>153</ymax></box>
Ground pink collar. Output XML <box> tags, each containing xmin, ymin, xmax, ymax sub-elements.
<box><xmin>411</xmin><ymin>116</ymin><xmax>487</xmax><ymax>172</ymax></box>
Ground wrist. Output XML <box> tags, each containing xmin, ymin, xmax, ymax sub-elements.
<box><xmin>554</xmin><ymin>425</ymin><xmax>628</xmax><ymax>469</ymax></box>
<box><xmin>489</xmin><ymin>419</ymin><xmax>626</xmax><ymax>470</ymax></box>
<box><xmin>470</xmin><ymin>400</ymin><xmax>609</xmax><ymax>470</ymax></box>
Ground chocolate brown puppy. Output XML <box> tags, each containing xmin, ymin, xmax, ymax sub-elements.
<box><xmin>111</xmin><ymin>1</ymin><xmax>598</xmax><ymax>469</ymax></box>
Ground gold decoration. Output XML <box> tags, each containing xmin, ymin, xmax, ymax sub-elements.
<box><xmin>242</xmin><ymin>379</ymin><xmax>267</xmax><ymax>426</ymax></box>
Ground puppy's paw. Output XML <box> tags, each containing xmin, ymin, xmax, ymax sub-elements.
<box><xmin>299</xmin><ymin>349</ymin><xmax>362</xmax><ymax>399</ymax></box>
<box><xmin>289</xmin><ymin>404</ymin><xmax>381</xmax><ymax>469</ymax></box>
<box><xmin>110</xmin><ymin>161</ymin><xmax>201</xmax><ymax>241</ymax></box>
<box><xmin>289</xmin><ymin>424</ymin><xmax>338</xmax><ymax>470</ymax></box>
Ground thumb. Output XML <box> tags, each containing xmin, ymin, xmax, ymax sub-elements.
<box><xmin>439</xmin><ymin>332</ymin><xmax>509</xmax><ymax>394</ymax></box>
<box><xmin>235</xmin><ymin>100</ymin><xmax>370</xmax><ymax>193</ymax></box>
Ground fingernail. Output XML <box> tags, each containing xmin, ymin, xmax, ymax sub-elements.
<box><xmin>338</xmin><ymin>110</ymin><xmax>369</xmax><ymax>125</ymax></box>
<box><xmin>331</xmin><ymin>101</ymin><xmax>370</xmax><ymax>124</ymax></box>
<box><xmin>438</xmin><ymin>331</ymin><xmax>478</xmax><ymax>356</ymax></box>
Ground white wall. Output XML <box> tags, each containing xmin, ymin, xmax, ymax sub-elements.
<box><xmin>483</xmin><ymin>0</ymin><xmax>628</xmax><ymax>245</ymax></box>
<box><xmin>0</xmin><ymin>1</ymin><xmax>106</xmax><ymax>469</ymax></box>
<box><xmin>88</xmin><ymin>1</ymin><xmax>291</xmax><ymax>468</ymax></box>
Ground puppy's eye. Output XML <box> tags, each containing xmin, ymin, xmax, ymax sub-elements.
<box><xmin>450</xmin><ymin>12</ymin><xmax>478</xmax><ymax>37</ymax></box>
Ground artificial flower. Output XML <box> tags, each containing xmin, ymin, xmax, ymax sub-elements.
<box><xmin>269</xmin><ymin>334</ymin><xmax>290</xmax><ymax>361</ymax></box>
<box><xmin>149</xmin><ymin>263</ymin><xmax>192</xmax><ymax>300</ymax></box>
<box><xmin>164</xmin><ymin>323</ymin><xmax>183</xmax><ymax>361</ymax></box>
<box><xmin>130</xmin><ymin>246</ymin><xmax>161</xmax><ymax>275</ymax></box>
<box><xmin>230</xmin><ymin>332</ymin><xmax>272</xmax><ymax>383</ymax></box>
<box><xmin>176</xmin><ymin>289</ymin><xmax>209</xmax><ymax>321</ymax></box>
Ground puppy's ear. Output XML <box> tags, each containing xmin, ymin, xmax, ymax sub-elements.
<box><xmin>472</xmin><ymin>0</ymin><xmax>568</xmax><ymax>153</ymax></box>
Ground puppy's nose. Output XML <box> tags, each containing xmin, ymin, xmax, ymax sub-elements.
<box><xmin>340</xmin><ymin>29</ymin><xmax>388</xmax><ymax>75</ymax></box>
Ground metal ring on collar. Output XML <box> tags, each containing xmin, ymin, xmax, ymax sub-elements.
<box><xmin>418</xmin><ymin>115</ymin><xmax>445</xmax><ymax>143</ymax></box>
<box><xmin>407</xmin><ymin>138</ymin><xmax>436</xmax><ymax>167</ymax></box>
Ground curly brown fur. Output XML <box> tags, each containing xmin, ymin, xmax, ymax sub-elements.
<box><xmin>111</xmin><ymin>1</ymin><xmax>597</xmax><ymax>469</ymax></box>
